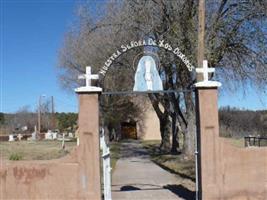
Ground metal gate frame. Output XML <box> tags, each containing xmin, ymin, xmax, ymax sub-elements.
<box><xmin>100</xmin><ymin>89</ymin><xmax>200</xmax><ymax>200</ymax></box>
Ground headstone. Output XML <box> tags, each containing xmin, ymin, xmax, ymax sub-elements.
<box><xmin>31</xmin><ymin>125</ymin><xmax>37</xmax><ymax>140</ymax></box>
<box><xmin>8</xmin><ymin>134</ymin><xmax>14</xmax><ymax>142</ymax></box>
<box><xmin>62</xmin><ymin>133</ymin><xmax>65</xmax><ymax>149</ymax></box>
<box><xmin>77</xmin><ymin>137</ymin><xmax>80</xmax><ymax>146</ymax></box>
<box><xmin>133</xmin><ymin>55</ymin><xmax>163</xmax><ymax>91</ymax></box>
<box><xmin>45</xmin><ymin>130</ymin><xmax>53</xmax><ymax>140</ymax></box>
<box><xmin>31</xmin><ymin>131</ymin><xmax>37</xmax><ymax>140</ymax></box>
<box><xmin>17</xmin><ymin>134</ymin><xmax>23</xmax><ymax>141</ymax></box>
<box><xmin>52</xmin><ymin>132</ymin><xmax>58</xmax><ymax>140</ymax></box>
<box><xmin>68</xmin><ymin>132</ymin><xmax>74</xmax><ymax>138</ymax></box>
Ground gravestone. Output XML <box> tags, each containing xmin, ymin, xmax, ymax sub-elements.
<box><xmin>52</xmin><ymin>132</ymin><xmax>58</xmax><ymax>140</ymax></box>
<box><xmin>17</xmin><ymin>134</ymin><xmax>23</xmax><ymax>141</ymax></box>
<box><xmin>31</xmin><ymin>131</ymin><xmax>37</xmax><ymax>140</ymax></box>
<box><xmin>68</xmin><ymin>132</ymin><xmax>74</xmax><ymax>138</ymax></box>
<box><xmin>8</xmin><ymin>134</ymin><xmax>14</xmax><ymax>142</ymax></box>
<box><xmin>31</xmin><ymin>125</ymin><xmax>37</xmax><ymax>140</ymax></box>
<box><xmin>45</xmin><ymin>130</ymin><xmax>53</xmax><ymax>140</ymax></box>
<box><xmin>61</xmin><ymin>133</ymin><xmax>65</xmax><ymax>150</ymax></box>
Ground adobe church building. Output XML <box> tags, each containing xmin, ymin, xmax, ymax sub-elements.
<box><xmin>120</xmin><ymin>99</ymin><xmax>161</xmax><ymax>141</ymax></box>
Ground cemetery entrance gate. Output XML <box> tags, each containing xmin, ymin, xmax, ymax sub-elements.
<box><xmin>74</xmin><ymin>40</ymin><xmax>222</xmax><ymax>200</ymax></box>
<box><xmin>1</xmin><ymin>38</ymin><xmax>265</xmax><ymax>200</ymax></box>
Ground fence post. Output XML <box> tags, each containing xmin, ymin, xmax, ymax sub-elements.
<box><xmin>100</xmin><ymin>128</ymin><xmax>112</xmax><ymax>200</ymax></box>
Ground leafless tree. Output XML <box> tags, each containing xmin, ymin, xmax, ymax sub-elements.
<box><xmin>6</xmin><ymin>106</ymin><xmax>36</xmax><ymax>133</ymax></box>
<box><xmin>58</xmin><ymin>0</ymin><xmax>267</xmax><ymax>156</ymax></box>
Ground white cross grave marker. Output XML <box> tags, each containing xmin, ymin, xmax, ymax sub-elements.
<box><xmin>9</xmin><ymin>134</ymin><xmax>14</xmax><ymax>142</ymax></box>
<box><xmin>195</xmin><ymin>60</ymin><xmax>221</xmax><ymax>87</ymax></box>
<box><xmin>78</xmin><ymin>66</ymin><xmax>99</xmax><ymax>87</ymax></box>
<box><xmin>17</xmin><ymin>134</ymin><xmax>23</xmax><ymax>141</ymax></box>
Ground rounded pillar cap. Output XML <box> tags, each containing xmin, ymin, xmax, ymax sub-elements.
<box><xmin>75</xmin><ymin>86</ymin><xmax>102</xmax><ymax>93</ymax></box>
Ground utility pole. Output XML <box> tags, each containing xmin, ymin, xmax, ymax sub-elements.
<box><xmin>197</xmin><ymin>0</ymin><xmax>206</xmax><ymax>81</ymax></box>
<box><xmin>51</xmin><ymin>96</ymin><xmax>55</xmax><ymax>130</ymax></box>
<box><xmin>196</xmin><ymin>1</ymin><xmax>206</xmax><ymax>200</ymax></box>
<box><xmin>38</xmin><ymin>96</ymin><xmax>41</xmax><ymax>134</ymax></box>
<box><xmin>38</xmin><ymin>95</ymin><xmax>46</xmax><ymax>134</ymax></box>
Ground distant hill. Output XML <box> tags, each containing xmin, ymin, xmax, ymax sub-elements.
<box><xmin>219</xmin><ymin>107</ymin><xmax>267</xmax><ymax>138</ymax></box>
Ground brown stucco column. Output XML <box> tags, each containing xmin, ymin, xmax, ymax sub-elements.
<box><xmin>195</xmin><ymin>87</ymin><xmax>221</xmax><ymax>199</ymax></box>
<box><xmin>75</xmin><ymin>88</ymin><xmax>102</xmax><ymax>200</ymax></box>
<box><xmin>195</xmin><ymin>60</ymin><xmax>222</xmax><ymax>200</ymax></box>
<box><xmin>195</xmin><ymin>63</ymin><xmax>267</xmax><ymax>199</ymax></box>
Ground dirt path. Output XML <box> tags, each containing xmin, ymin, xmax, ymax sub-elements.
<box><xmin>111</xmin><ymin>140</ymin><xmax>195</xmax><ymax>200</ymax></box>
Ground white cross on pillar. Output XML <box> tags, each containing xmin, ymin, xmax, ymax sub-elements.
<box><xmin>196</xmin><ymin>60</ymin><xmax>214</xmax><ymax>82</ymax></box>
<box><xmin>78</xmin><ymin>66</ymin><xmax>99</xmax><ymax>87</ymax></box>
<box><xmin>195</xmin><ymin>60</ymin><xmax>221</xmax><ymax>88</ymax></box>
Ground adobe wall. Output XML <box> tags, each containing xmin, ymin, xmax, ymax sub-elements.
<box><xmin>138</xmin><ymin>105</ymin><xmax>161</xmax><ymax>140</ymax></box>
<box><xmin>196</xmin><ymin>88</ymin><xmax>267</xmax><ymax>200</ymax></box>
<box><xmin>0</xmin><ymin>154</ymin><xmax>79</xmax><ymax>199</ymax></box>
<box><xmin>215</xmin><ymin>139</ymin><xmax>267</xmax><ymax>199</ymax></box>
<box><xmin>0</xmin><ymin>93</ymin><xmax>101</xmax><ymax>200</ymax></box>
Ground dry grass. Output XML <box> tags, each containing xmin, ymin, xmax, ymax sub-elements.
<box><xmin>224</xmin><ymin>137</ymin><xmax>244</xmax><ymax>147</ymax></box>
<box><xmin>100</xmin><ymin>141</ymin><xmax>121</xmax><ymax>192</ymax></box>
<box><xmin>0</xmin><ymin>140</ymin><xmax>120</xmax><ymax>162</ymax></box>
<box><xmin>110</xmin><ymin>142</ymin><xmax>121</xmax><ymax>170</ymax></box>
<box><xmin>0</xmin><ymin>140</ymin><xmax>76</xmax><ymax>160</ymax></box>
<box><xmin>141</xmin><ymin>138</ymin><xmax>252</xmax><ymax>194</ymax></box>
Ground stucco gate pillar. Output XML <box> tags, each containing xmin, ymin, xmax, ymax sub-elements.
<box><xmin>75</xmin><ymin>67</ymin><xmax>102</xmax><ymax>200</ymax></box>
<box><xmin>195</xmin><ymin>60</ymin><xmax>222</xmax><ymax>200</ymax></box>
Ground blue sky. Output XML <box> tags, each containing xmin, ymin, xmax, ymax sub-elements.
<box><xmin>219</xmin><ymin>85</ymin><xmax>266</xmax><ymax>110</ymax></box>
<box><xmin>0</xmin><ymin>0</ymin><xmax>266</xmax><ymax>113</ymax></box>
<box><xmin>1</xmin><ymin>0</ymin><xmax>79</xmax><ymax>113</ymax></box>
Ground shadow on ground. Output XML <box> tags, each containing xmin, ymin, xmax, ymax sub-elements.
<box><xmin>114</xmin><ymin>184</ymin><xmax>195</xmax><ymax>200</ymax></box>
<box><xmin>142</xmin><ymin>142</ymin><xmax>196</xmax><ymax>182</ymax></box>
<box><xmin>120</xmin><ymin>185</ymin><xmax>141</xmax><ymax>191</ymax></box>
<box><xmin>154</xmin><ymin>161</ymin><xmax>196</xmax><ymax>182</ymax></box>
<box><xmin>163</xmin><ymin>184</ymin><xmax>195</xmax><ymax>200</ymax></box>
<box><xmin>114</xmin><ymin>140</ymin><xmax>196</xmax><ymax>200</ymax></box>
<box><xmin>119</xmin><ymin>140</ymin><xmax>150</xmax><ymax>159</ymax></box>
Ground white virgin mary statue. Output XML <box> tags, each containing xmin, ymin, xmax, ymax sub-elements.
<box><xmin>133</xmin><ymin>56</ymin><xmax>163</xmax><ymax>91</ymax></box>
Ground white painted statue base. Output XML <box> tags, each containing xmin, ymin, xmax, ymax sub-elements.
<box><xmin>75</xmin><ymin>86</ymin><xmax>102</xmax><ymax>93</ymax></box>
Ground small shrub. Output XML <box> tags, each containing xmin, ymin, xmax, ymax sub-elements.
<box><xmin>9</xmin><ymin>153</ymin><xmax>23</xmax><ymax>161</ymax></box>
